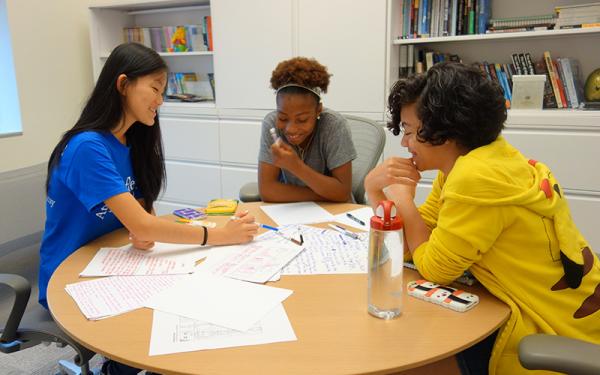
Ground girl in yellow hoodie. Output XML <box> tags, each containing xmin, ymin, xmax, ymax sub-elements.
<box><xmin>365</xmin><ymin>62</ymin><xmax>600</xmax><ymax>375</ymax></box>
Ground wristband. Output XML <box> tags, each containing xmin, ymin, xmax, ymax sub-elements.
<box><xmin>201</xmin><ymin>226</ymin><xmax>208</xmax><ymax>246</ymax></box>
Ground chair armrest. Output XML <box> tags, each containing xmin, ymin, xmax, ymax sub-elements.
<box><xmin>239</xmin><ymin>182</ymin><xmax>261</xmax><ymax>202</ymax></box>
<box><xmin>0</xmin><ymin>274</ymin><xmax>31</xmax><ymax>343</ymax></box>
<box><xmin>519</xmin><ymin>334</ymin><xmax>600</xmax><ymax>375</ymax></box>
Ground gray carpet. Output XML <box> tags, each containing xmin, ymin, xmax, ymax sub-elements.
<box><xmin>0</xmin><ymin>243</ymin><xmax>105</xmax><ymax>374</ymax></box>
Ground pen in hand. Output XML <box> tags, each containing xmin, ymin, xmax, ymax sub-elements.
<box><xmin>346</xmin><ymin>212</ymin><xmax>366</xmax><ymax>226</ymax></box>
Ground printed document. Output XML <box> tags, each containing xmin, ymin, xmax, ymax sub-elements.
<box><xmin>144</xmin><ymin>272</ymin><xmax>293</xmax><ymax>331</ymax></box>
<box><xmin>80</xmin><ymin>242</ymin><xmax>210</xmax><ymax>277</ymax></box>
<box><xmin>258</xmin><ymin>225</ymin><xmax>368</xmax><ymax>275</ymax></box>
<box><xmin>148</xmin><ymin>304</ymin><xmax>296</xmax><ymax>355</ymax></box>
<box><xmin>260</xmin><ymin>202</ymin><xmax>334</xmax><ymax>226</ymax></box>
<box><xmin>196</xmin><ymin>240</ymin><xmax>304</xmax><ymax>283</ymax></box>
<box><xmin>65</xmin><ymin>275</ymin><xmax>184</xmax><ymax>320</ymax></box>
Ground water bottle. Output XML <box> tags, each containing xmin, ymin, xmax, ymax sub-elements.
<box><xmin>367</xmin><ymin>200</ymin><xmax>404</xmax><ymax>319</ymax></box>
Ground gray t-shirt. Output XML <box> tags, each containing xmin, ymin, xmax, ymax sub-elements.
<box><xmin>258</xmin><ymin>108</ymin><xmax>357</xmax><ymax>187</ymax></box>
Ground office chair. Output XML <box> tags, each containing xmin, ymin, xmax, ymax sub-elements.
<box><xmin>239</xmin><ymin>114</ymin><xmax>386</xmax><ymax>204</ymax></box>
<box><xmin>518</xmin><ymin>334</ymin><xmax>600</xmax><ymax>375</ymax></box>
<box><xmin>0</xmin><ymin>273</ymin><xmax>99</xmax><ymax>375</ymax></box>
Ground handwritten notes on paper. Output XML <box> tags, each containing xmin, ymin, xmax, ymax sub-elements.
<box><xmin>149</xmin><ymin>304</ymin><xmax>296</xmax><ymax>355</ymax></box>
<box><xmin>198</xmin><ymin>241</ymin><xmax>304</xmax><ymax>283</ymax></box>
<box><xmin>80</xmin><ymin>242</ymin><xmax>210</xmax><ymax>277</ymax></box>
<box><xmin>65</xmin><ymin>275</ymin><xmax>185</xmax><ymax>320</ymax></box>
<box><xmin>257</xmin><ymin>225</ymin><xmax>369</xmax><ymax>275</ymax></box>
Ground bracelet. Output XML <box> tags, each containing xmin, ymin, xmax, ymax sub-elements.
<box><xmin>201</xmin><ymin>226</ymin><xmax>208</xmax><ymax>246</ymax></box>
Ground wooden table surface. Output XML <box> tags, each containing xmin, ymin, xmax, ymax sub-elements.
<box><xmin>48</xmin><ymin>202</ymin><xmax>509</xmax><ymax>375</ymax></box>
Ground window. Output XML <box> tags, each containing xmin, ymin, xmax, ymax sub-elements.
<box><xmin>0</xmin><ymin>0</ymin><xmax>22</xmax><ymax>137</ymax></box>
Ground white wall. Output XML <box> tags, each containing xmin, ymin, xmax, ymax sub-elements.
<box><xmin>0</xmin><ymin>0</ymin><xmax>92</xmax><ymax>173</ymax></box>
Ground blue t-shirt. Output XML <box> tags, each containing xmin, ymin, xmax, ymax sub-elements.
<box><xmin>39</xmin><ymin>131</ymin><xmax>140</xmax><ymax>309</ymax></box>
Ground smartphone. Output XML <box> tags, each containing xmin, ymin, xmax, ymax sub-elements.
<box><xmin>173</xmin><ymin>208</ymin><xmax>206</xmax><ymax>220</ymax></box>
<box><xmin>407</xmin><ymin>280</ymin><xmax>479</xmax><ymax>312</ymax></box>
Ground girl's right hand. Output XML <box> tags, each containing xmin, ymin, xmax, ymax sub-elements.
<box><xmin>212</xmin><ymin>211</ymin><xmax>259</xmax><ymax>245</ymax></box>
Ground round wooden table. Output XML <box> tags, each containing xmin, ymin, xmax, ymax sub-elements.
<box><xmin>48</xmin><ymin>202</ymin><xmax>509</xmax><ymax>375</ymax></box>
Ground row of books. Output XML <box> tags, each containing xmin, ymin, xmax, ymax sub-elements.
<box><xmin>487</xmin><ymin>14</ymin><xmax>555</xmax><ymax>34</ymax></box>
<box><xmin>123</xmin><ymin>18</ymin><xmax>213</xmax><ymax>53</ymax></box>
<box><xmin>555</xmin><ymin>2</ymin><xmax>600</xmax><ymax>29</ymax></box>
<box><xmin>166</xmin><ymin>72</ymin><xmax>215</xmax><ymax>102</ymax></box>
<box><xmin>398</xmin><ymin>45</ymin><xmax>461</xmax><ymax>77</ymax></box>
<box><xmin>398</xmin><ymin>45</ymin><xmax>585</xmax><ymax>109</ymax></box>
<box><xmin>478</xmin><ymin>51</ymin><xmax>584</xmax><ymax>109</ymax></box>
<box><xmin>398</xmin><ymin>0</ymin><xmax>491</xmax><ymax>39</ymax></box>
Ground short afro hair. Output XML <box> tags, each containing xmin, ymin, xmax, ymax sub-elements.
<box><xmin>271</xmin><ymin>57</ymin><xmax>331</xmax><ymax>102</ymax></box>
<box><xmin>388</xmin><ymin>61</ymin><xmax>507</xmax><ymax>151</ymax></box>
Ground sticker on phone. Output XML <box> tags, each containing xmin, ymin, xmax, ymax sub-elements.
<box><xmin>407</xmin><ymin>280</ymin><xmax>479</xmax><ymax>312</ymax></box>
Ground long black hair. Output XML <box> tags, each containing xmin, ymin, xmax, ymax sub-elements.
<box><xmin>46</xmin><ymin>42</ymin><xmax>167</xmax><ymax>211</ymax></box>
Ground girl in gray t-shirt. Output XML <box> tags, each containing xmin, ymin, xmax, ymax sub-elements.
<box><xmin>258</xmin><ymin>57</ymin><xmax>357</xmax><ymax>202</ymax></box>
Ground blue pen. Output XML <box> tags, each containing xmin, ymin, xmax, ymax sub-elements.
<box><xmin>346</xmin><ymin>212</ymin><xmax>366</xmax><ymax>226</ymax></box>
<box><xmin>257</xmin><ymin>223</ymin><xmax>279</xmax><ymax>231</ymax></box>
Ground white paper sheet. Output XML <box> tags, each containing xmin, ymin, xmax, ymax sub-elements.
<box><xmin>260</xmin><ymin>202</ymin><xmax>334</xmax><ymax>226</ymax></box>
<box><xmin>257</xmin><ymin>225</ymin><xmax>369</xmax><ymax>275</ymax></box>
<box><xmin>196</xmin><ymin>241</ymin><xmax>304</xmax><ymax>283</ymax></box>
<box><xmin>80</xmin><ymin>242</ymin><xmax>211</xmax><ymax>277</ymax></box>
<box><xmin>144</xmin><ymin>272</ymin><xmax>293</xmax><ymax>331</ymax></box>
<box><xmin>148</xmin><ymin>304</ymin><xmax>296</xmax><ymax>355</ymax></box>
<box><xmin>333</xmin><ymin>206</ymin><xmax>373</xmax><ymax>231</ymax></box>
<box><xmin>65</xmin><ymin>275</ymin><xmax>185</xmax><ymax>320</ymax></box>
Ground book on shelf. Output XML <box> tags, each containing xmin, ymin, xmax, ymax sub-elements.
<box><xmin>123</xmin><ymin>23</ymin><xmax>211</xmax><ymax>53</ymax></box>
<box><xmin>533</xmin><ymin>58</ymin><xmax>559</xmax><ymax>109</ymax></box>
<box><xmin>554</xmin><ymin>59</ymin><xmax>571</xmax><ymax>108</ymax></box>
<box><xmin>398</xmin><ymin>0</ymin><xmax>489</xmax><ymax>39</ymax></box>
<box><xmin>555</xmin><ymin>3</ymin><xmax>600</xmax><ymax>29</ymax></box>
<box><xmin>524</xmin><ymin>53</ymin><xmax>536</xmax><ymax>76</ymax></box>
<box><xmin>543</xmin><ymin>51</ymin><xmax>565</xmax><ymax>108</ymax></box>
<box><xmin>166</xmin><ymin>72</ymin><xmax>214</xmax><ymax>102</ymax></box>
<box><xmin>489</xmin><ymin>14</ymin><xmax>555</xmax><ymax>30</ymax></box>
<box><xmin>558</xmin><ymin>58</ymin><xmax>577</xmax><ymax>108</ymax></box>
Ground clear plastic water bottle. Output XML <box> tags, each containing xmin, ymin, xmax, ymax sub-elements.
<box><xmin>367</xmin><ymin>200</ymin><xmax>404</xmax><ymax>319</ymax></box>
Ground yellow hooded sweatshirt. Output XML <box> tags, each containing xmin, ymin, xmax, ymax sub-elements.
<box><xmin>411</xmin><ymin>136</ymin><xmax>600</xmax><ymax>375</ymax></box>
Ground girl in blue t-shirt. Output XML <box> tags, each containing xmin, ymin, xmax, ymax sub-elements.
<box><xmin>41</xmin><ymin>43</ymin><xmax>258</xmax><ymax>375</ymax></box>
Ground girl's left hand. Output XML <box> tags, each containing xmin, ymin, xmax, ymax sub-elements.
<box><xmin>271</xmin><ymin>141</ymin><xmax>301</xmax><ymax>171</ymax></box>
<box><xmin>384</xmin><ymin>182</ymin><xmax>417</xmax><ymax>202</ymax></box>
<box><xmin>129</xmin><ymin>232</ymin><xmax>155</xmax><ymax>250</ymax></box>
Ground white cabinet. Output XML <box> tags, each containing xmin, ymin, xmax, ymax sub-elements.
<box><xmin>161</xmin><ymin>117</ymin><xmax>220</xmax><ymax>162</ymax></box>
<box><xmin>219</xmin><ymin>119</ymin><xmax>262</xmax><ymax>166</ymax></box>
<box><xmin>162</xmin><ymin>161</ymin><xmax>221</xmax><ymax>205</ymax></box>
<box><xmin>211</xmin><ymin>0</ymin><xmax>387</xmax><ymax>116</ymax></box>
<box><xmin>211</xmin><ymin>0</ymin><xmax>293</xmax><ymax>109</ymax></box>
<box><xmin>297</xmin><ymin>0</ymin><xmax>387</xmax><ymax>115</ymax></box>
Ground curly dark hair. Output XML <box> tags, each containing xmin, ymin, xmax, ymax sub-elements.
<box><xmin>387</xmin><ymin>61</ymin><xmax>507</xmax><ymax>151</ymax></box>
<box><xmin>271</xmin><ymin>57</ymin><xmax>331</xmax><ymax>103</ymax></box>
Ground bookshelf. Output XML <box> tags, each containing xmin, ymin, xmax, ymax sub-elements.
<box><xmin>393</xmin><ymin>26</ymin><xmax>600</xmax><ymax>45</ymax></box>
<box><xmin>384</xmin><ymin>0</ymin><xmax>600</xmax><ymax>251</ymax></box>
<box><xmin>387</xmin><ymin>1</ymin><xmax>600</xmax><ymax>110</ymax></box>
<box><xmin>89</xmin><ymin>0</ymin><xmax>215</xmax><ymax>109</ymax></box>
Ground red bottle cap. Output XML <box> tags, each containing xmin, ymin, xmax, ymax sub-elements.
<box><xmin>370</xmin><ymin>200</ymin><xmax>403</xmax><ymax>231</ymax></box>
